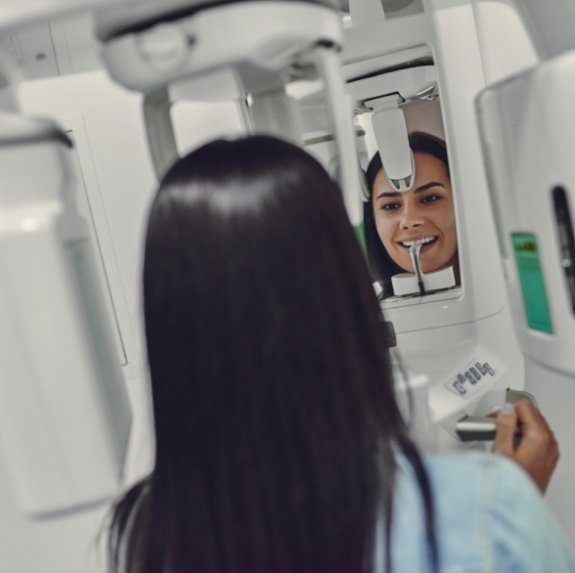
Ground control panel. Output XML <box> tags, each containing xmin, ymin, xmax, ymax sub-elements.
<box><xmin>446</xmin><ymin>358</ymin><xmax>497</xmax><ymax>398</ymax></box>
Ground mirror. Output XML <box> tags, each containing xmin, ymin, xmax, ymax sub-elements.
<box><xmin>292</xmin><ymin>61</ymin><xmax>460</xmax><ymax>301</ymax></box>
<box><xmin>359</xmin><ymin>97</ymin><xmax>460</xmax><ymax>299</ymax></box>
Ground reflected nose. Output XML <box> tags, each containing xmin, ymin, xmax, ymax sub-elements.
<box><xmin>399</xmin><ymin>202</ymin><xmax>424</xmax><ymax>229</ymax></box>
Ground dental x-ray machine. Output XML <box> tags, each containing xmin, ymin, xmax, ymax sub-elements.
<box><xmin>2</xmin><ymin>0</ymin><xmax>574</xmax><ymax>569</ymax></box>
<box><xmin>0</xmin><ymin>1</ymin><xmax>365</xmax><ymax>570</ymax></box>
<box><xmin>0</xmin><ymin>0</ymin><xmax>526</xmax><ymax>511</ymax></box>
<box><xmin>309</xmin><ymin>0</ymin><xmax>526</xmax><ymax>451</ymax></box>
<box><xmin>0</xmin><ymin>0</ymin><xmax>360</xmax><ymax>517</ymax></box>
<box><xmin>0</xmin><ymin>52</ymin><xmax>131</xmax><ymax>517</ymax></box>
<box><xmin>475</xmin><ymin>0</ymin><xmax>575</xmax><ymax>549</ymax></box>
<box><xmin>282</xmin><ymin>0</ymin><xmax>526</xmax><ymax>452</ymax></box>
<box><xmin>94</xmin><ymin>0</ymin><xmax>362</xmax><ymax>225</ymax></box>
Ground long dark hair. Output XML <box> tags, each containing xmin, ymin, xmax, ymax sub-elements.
<box><xmin>108</xmin><ymin>135</ymin><xmax>437</xmax><ymax>573</ymax></box>
<box><xmin>364</xmin><ymin>131</ymin><xmax>450</xmax><ymax>297</ymax></box>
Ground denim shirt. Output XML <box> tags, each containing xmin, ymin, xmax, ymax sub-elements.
<box><xmin>376</xmin><ymin>453</ymin><xmax>575</xmax><ymax>572</ymax></box>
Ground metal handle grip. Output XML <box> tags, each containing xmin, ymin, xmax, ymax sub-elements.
<box><xmin>456</xmin><ymin>416</ymin><xmax>497</xmax><ymax>442</ymax></box>
<box><xmin>455</xmin><ymin>388</ymin><xmax>538</xmax><ymax>442</ymax></box>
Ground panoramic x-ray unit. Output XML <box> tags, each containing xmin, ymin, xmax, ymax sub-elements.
<box><xmin>474</xmin><ymin>0</ymin><xmax>575</xmax><ymax>546</ymax></box>
<box><xmin>0</xmin><ymin>0</ymin><xmax>529</xmax><ymax>520</ymax></box>
<box><xmin>334</xmin><ymin>0</ymin><xmax>526</xmax><ymax>450</ymax></box>
<box><xmin>3</xmin><ymin>0</ymin><xmax>575</xmax><ymax>565</ymax></box>
<box><xmin>0</xmin><ymin>0</ymin><xmax>363</xmax><ymax>518</ymax></box>
<box><xmin>1</xmin><ymin>3</ymin><xmax>574</xmax><ymax>573</ymax></box>
<box><xmin>94</xmin><ymin>0</ymin><xmax>364</xmax><ymax>227</ymax></box>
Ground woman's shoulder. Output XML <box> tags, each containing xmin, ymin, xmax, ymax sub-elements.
<box><xmin>398</xmin><ymin>450</ymin><xmax>522</xmax><ymax>508</ymax></box>
<box><xmin>393</xmin><ymin>452</ymin><xmax>575</xmax><ymax>572</ymax></box>
<box><xmin>421</xmin><ymin>451</ymin><xmax>536</xmax><ymax>537</ymax></box>
<box><xmin>422</xmin><ymin>451</ymin><xmax>560</xmax><ymax>531</ymax></box>
<box><xmin>391</xmin><ymin>452</ymin><xmax>499</xmax><ymax>571</ymax></box>
<box><xmin>423</xmin><ymin>450</ymin><xmax>524</xmax><ymax>507</ymax></box>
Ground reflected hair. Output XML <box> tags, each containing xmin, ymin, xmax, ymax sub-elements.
<box><xmin>108</xmin><ymin>135</ymin><xmax>438</xmax><ymax>573</ymax></box>
<box><xmin>364</xmin><ymin>131</ymin><xmax>449</xmax><ymax>296</ymax></box>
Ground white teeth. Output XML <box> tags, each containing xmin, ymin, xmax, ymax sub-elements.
<box><xmin>401</xmin><ymin>237</ymin><xmax>436</xmax><ymax>247</ymax></box>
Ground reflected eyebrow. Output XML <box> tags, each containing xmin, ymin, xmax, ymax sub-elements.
<box><xmin>415</xmin><ymin>181</ymin><xmax>446</xmax><ymax>193</ymax></box>
<box><xmin>376</xmin><ymin>190</ymin><xmax>400</xmax><ymax>199</ymax></box>
<box><xmin>375</xmin><ymin>181</ymin><xmax>446</xmax><ymax>199</ymax></box>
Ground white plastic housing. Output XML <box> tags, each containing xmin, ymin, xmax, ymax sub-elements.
<box><xmin>346</xmin><ymin>1</ymin><xmax>524</xmax><ymax>443</ymax></box>
<box><xmin>349</xmin><ymin>0</ymin><xmax>385</xmax><ymax>27</ymax></box>
<box><xmin>98</xmin><ymin>0</ymin><xmax>364</xmax><ymax>225</ymax></box>
<box><xmin>347</xmin><ymin>65</ymin><xmax>437</xmax><ymax>192</ymax></box>
<box><xmin>477</xmin><ymin>52</ymin><xmax>575</xmax><ymax>374</ymax></box>
<box><xmin>98</xmin><ymin>2</ymin><xmax>343</xmax><ymax>93</ymax></box>
<box><xmin>394</xmin><ymin>372</ymin><xmax>438</xmax><ymax>451</ymax></box>
<box><xmin>0</xmin><ymin>113</ymin><xmax>131</xmax><ymax>516</ymax></box>
<box><xmin>476</xmin><ymin>47</ymin><xmax>575</xmax><ymax>550</ymax></box>
<box><xmin>370</xmin><ymin>104</ymin><xmax>413</xmax><ymax>191</ymax></box>
<box><xmin>391</xmin><ymin>266</ymin><xmax>455</xmax><ymax>297</ymax></box>
<box><xmin>505</xmin><ymin>0</ymin><xmax>575</xmax><ymax>60</ymax></box>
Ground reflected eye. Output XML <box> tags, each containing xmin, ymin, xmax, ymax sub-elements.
<box><xmin>421</xmin><ymin>194</ymin><xmax>442</xmax><ymax>204</ymax></box>
<box><xmin>380</xmin><ymin>202</ymin><xmax>401</xmax><ymax>212</ymax></box>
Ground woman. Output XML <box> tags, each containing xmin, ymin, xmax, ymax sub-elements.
<box><xmin>364</xmin><ymin>132</ymin><xmax>459</xmax><ymax>296</ymax></box>
<box><xmin>108</xmin><ymin>135</ymin><xmax>572</xmax><ymax>572</ymax></box>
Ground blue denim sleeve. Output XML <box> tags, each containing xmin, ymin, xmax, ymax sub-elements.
<box><xmin>487</xmin><ymin>455</ymin><xmax>575</xmax><ymax>573</ymax></box>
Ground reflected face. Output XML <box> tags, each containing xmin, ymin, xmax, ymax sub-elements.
<box><xmin>372</xmin><ymin>152</ymin><xmax>457</xmax><ymax>274</ymax></box>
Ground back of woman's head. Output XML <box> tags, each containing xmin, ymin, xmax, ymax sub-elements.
<box><xmin>110</xmin><ymin>135</ymin><xmax>435</xmax><ymax>573</ymax></box>
<box><xmin>144</xmin><ymin>136</ymin><xmax>401</xmax><ymax>459</ymax></box>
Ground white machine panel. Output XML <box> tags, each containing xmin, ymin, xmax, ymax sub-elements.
<box><xmin>477</xmin><ymin>51</ymin><xmax>575</xmax><ymax>373</ymax></box>
<box><xmin>477</xmin><ymin>47</ymin><xmax>575</xmax><ymax>550</ymax></box>
<box><xmin>0</xmin><ymin>114</ymin><xmax>131</xmax><ymax>516</ymax></box>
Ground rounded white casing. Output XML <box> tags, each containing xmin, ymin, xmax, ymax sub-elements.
<box><xmin>0</xmin><ymin>113</ymin><xmax>131</xmax><ymax>516</ymax></box>
<box><xmin>99</xmin><ymin>2</ymin><xmax>344</xmax><ymax>93</ymax></box>
<box><xmin>477</xmin><ymin>51</ymin><xmax>575</xmax><ymax>375</ymax></box>
<box><xmin>98</xmin><ymin>1</ymin><xmax>366</xmax><ymax>225</ymax></box>
<box><xmin>476</xmin><ymin>48</ymin><xmax>575</xmax><ymax>551</ymax></box>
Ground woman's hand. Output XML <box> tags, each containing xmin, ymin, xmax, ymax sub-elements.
<box><xmin>492</xmin><ymin>400</ymin><xmax>559</xmax><ymax>494</ymax></box>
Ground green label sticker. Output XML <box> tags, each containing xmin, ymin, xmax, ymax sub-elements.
<box><xmin>512</xmin><ymin>233</ymin><xmax>553</xmax><ymax>334</ymax></box>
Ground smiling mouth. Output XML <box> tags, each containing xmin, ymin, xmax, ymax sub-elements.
<box><xmin>398</xmin><ymin>236</ymin><xmax>438</xmax><ymax>250</ymax></box>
